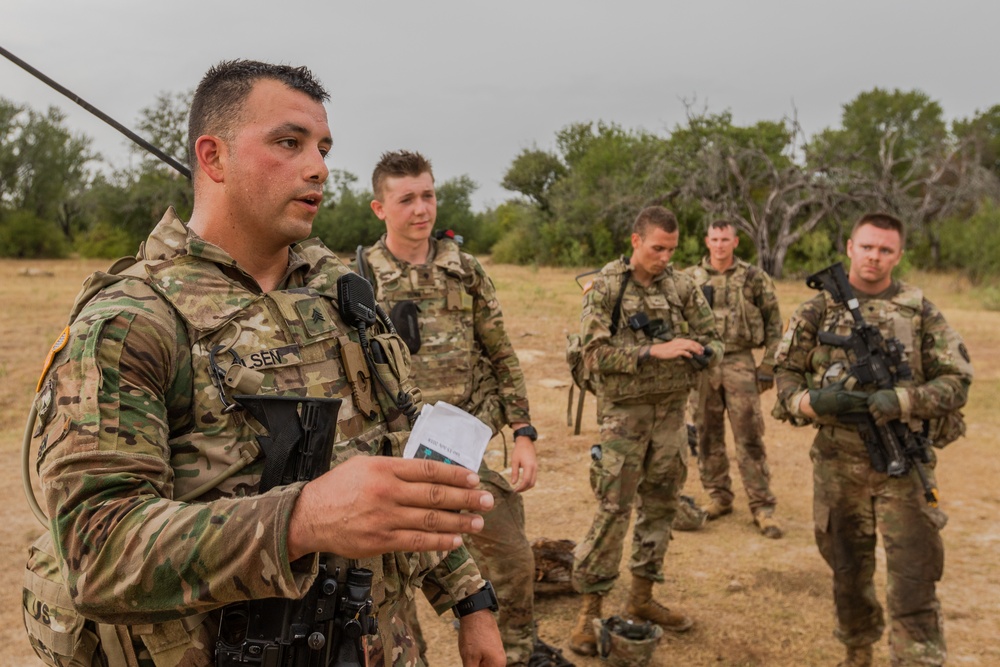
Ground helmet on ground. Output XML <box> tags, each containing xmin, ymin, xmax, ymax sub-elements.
<box><xmin>672</xmin><ymin>494</ymin><xmax>708</xmax><ymax>532</ymax></box>
<box><xmin>592</xmin><ymin>615</ymin><xmax>663</xmax><ymax>667</ymax></box>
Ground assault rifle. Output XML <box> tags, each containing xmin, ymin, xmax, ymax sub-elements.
<box><xmin>805</xmin><ymin>262</ymin><xmax>939</xmax><ymax>506</ymax></box>
<box><xmin>216</xmin><ymin>395</ymin><xmax>378</xmax><ymax>667</ymax></box>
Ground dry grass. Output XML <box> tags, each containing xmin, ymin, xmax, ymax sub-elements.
<box><xmin>1</xmin><ymin>257</ymin><xmax>998</xmax><ymax>666</ymax></box>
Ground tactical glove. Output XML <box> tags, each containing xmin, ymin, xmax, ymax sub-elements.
<box><xmin>808</xmin><ymin>380</ymin><xmax>870</xmax><ymax>416</ymax></box>
<box><xmin>867</xmin><ymin>389</ymin><xmax>902</xmax><ymax>426</ymax></box>
<box><xmin>756</xmin><ymin>363</ymin><xmax>774</xmax><ymax>393</ymax></box>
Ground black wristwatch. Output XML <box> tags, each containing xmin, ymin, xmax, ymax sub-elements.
<box><xmin>452</xmin><ymin>581</ymin><xmax>499</xmax><ymax>617</ymax></box>
<box><xmin>513</xmin><ymin>425</ymin><xmax>538</xmax><ymax>441</ymax></box>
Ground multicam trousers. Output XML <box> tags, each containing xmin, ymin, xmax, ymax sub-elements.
<box><xmin>367</xmin><ymin>603</ymin><xmax>425</xmax><ymax>667</ymax></box>
<box><xmin>693</xmin><ymin>350</ymin><xmax>777</xmax><ymax>513</ymax></box>
<box><xmin>396</xmin><ymin>465</ymin><xmax>536</xmax><ymax>667</ymax></box>
<box><xmin>811</xmin><ymin>427</ymin><xmax>947</xmax><ymax>666</ymax></box>
<box><xmin>573</xmin><ymin>394</ymin><xmax>688</xmax><ymax>594</ymax></box>
<box><xmin>465</xmin><ymin>467</ymin><xmax>536</xmax><ymax>666</ymax></box>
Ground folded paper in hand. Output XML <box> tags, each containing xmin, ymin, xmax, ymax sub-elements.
<box><xmin>403</xmin><ymin>401</ymin><xmax>492</xmax><ymax>471</ymax></box>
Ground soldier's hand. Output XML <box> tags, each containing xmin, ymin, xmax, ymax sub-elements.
<box><xmin>756</xmin><ymin>363</ymin><xmax>775</xmax><ymax>393</ymax></box>
<box><xmin>649</xmin><ymin>338</ymin><xmax>704</xmax><ymax>361</ymax></box>
<box><xmin>510</xmin><ymin>437</ymin><xmax>538</xmax><ymax>492</ymax></box>
<box><xmin>807</xmin><ymin>380</ymin><xmax>869</xmax><ymax>416</ymax></box>
<box><xmin>867</xmin><ymin>389</ymin><xmax>902</xmax><ymax>426</ymax></box>
<box><xmin>287</xmin><ymin>456</ymin><xmax>494</xmax><ymax>561</ymax></box>
<box><xmin>457</xmin><ymin>609</ymin><xmax>505</xmax><ymax>667</ymax></box>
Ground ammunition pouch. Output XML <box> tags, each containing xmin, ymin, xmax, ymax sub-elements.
<box><xmin>926</xmin><ymin>411</ymin><xmax>966</xmax><ymax>449</ymax></box>
<box><xmin>23</xmin><ymin>532</ymin><xmax>100</xmax><ymax>667</ymax></box>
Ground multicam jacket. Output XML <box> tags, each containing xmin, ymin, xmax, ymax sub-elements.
<box><xmin>361</xmin><ymin>235</ymin><xmax>530</xmax><ymax>432</ymax></box>
<box><xmin>30</xmin><ymin>209</ymin><xmax>483</xmax><ymax>665</ymax></box>
<box><xmin>772</xmin><ymin>280</ymin><xmax>973</xmax><ymax>445</ymax></box>
<box><xmin>580</xmin><ymin>257</ymin><xmax>723</xmax><ymax>404</ymax></box>
<box><xmin>685</xmin><ymin>256</ymin><xmax>783</xmax><ymax>361</ymax></box>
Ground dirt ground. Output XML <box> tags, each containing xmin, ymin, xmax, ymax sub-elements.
<box><xmin>1</xmin><ymin>257</ymin><xmax>998</xmax><ymax>667</ymax></box>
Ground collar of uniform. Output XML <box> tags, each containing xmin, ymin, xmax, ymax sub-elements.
<box><xmin>651</xmin><ymin>263</ymin><xmax>674</xmax><ymax>283</ymax></box>
<box><xmin>431</xmin><ymin>236</ymin><xmax>467</xmax><ymax>277</ymax></box>
<box><xmin>140</xmin><ymin>209</ymin><xmax>335</xmax><ymax>334</ymax></box>
<box><xmin>700</xmin><ymin>254</ymin><xmax>742</xmax><ymax>275</ymax></box>
<box><xmin>857</xmin><ymin>279</ymin><xmax>902</xmax><ymax>303</ymax></box>
<box><xmin>149</xmin><ymin>207</ymin><xmax>313</xmax><ymax>292</ymax></box>
<box><xmin>280</xmin><ymin>245</ymin><xmax>313</xmax><ymax>288</ymax></box>
<box><xmin>606</xmin><ymin>255</ymin><xmax>631</xmax><ymax>276</ymax></box>
<box><xmin>145</xmin><ymin>207</ymin><xmax>253</xmax><ymax>282</ymax></box>
<box><xmin>376</xmin><ymin>234</ymin><xmax>468</xmax><ymax>279</ymax></box>
<box><xmin>142</xmin><ymin>207</ymin><xmax>203</xmax><ymax>261</ymax></box>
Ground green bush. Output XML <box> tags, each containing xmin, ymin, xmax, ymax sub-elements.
<box><xmin>492</xmin><ymin>224</ymin><xmax>538</xmax><ymax>265</ymax></box>
<box><xmin>489</xmin><ymin>204</ymin><xmax>550</xmax><ymax>265</ymax></box>
<box><xmin>781</xmin><ymin>229</ymin><xmax>838</xmax><ymax>278</ymax></box>
<box><xmin>978</xmin><ymin>286</ymin><xmax>1000</xmax><ymax>311</ymax></box>
<box><xmin>474</xmin><ymin>202</ymin><xmax>529</xmax><ymax>255</ymax></box>
<box><xmin>933</xmin><ymin>202</ymin><xmax>1000</xmax><ymax>282</ymax></box>
<box><xmin>76</xmin><ymin>221</ymin><xmax>137</xmax><ymax>258</ymax></box>
<box><xmin>673</xmin><ymin>234</ymin><xmax>704</xmax><ymax>269</ymax></box>
<box><xmin>0</xmin><ymin>211</ymin><xmax>69</xmax><ymax>258</ymax></box>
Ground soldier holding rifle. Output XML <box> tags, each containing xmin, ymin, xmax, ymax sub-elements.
<box><xmin>773</xmin><ymin>213</ymin><xmax>972</xmax><ymax>667</ymax></box>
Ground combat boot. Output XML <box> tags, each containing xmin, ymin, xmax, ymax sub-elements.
<box><xmin>753</xmin><ymin>509</ymin><xmax>784</xmax><ymax>539</ymax></box>
<box><xmin>624</xmin><ymin>576</ymin><xmax>693</xmax><ymax>633</ymax></box>
<box><xmin>837</xmin><ymin>644</ymin><xmax>873</xmax><ymax>667</ymax></box>
<box><xmin>704</xmin><ymin>498</ymin><xmax>733</xmax><ymax>520</ymax></box>
<box><xmin>568</xmin><ymin>593</ymin><xmax>602</xmax><ymax>656</ymax></box>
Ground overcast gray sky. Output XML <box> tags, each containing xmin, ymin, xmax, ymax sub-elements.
<box><xmin>3</xmin><ymin>1</ymin><xmax>996</xmax><ymax>211</ymax></box>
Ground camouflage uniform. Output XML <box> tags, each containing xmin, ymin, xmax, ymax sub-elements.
<box><xmin>362</xmin><ymin>235</ymin><xmax>536</xmax><ymax>666</ymax></box>
<box><xmin>29</xmin><ymin>210</ymin><xmax>485</xmax><ymax>667</ymax></box>
<box><xmin>572</xmin><ymin>257</ymin><xmax>722</xmax><ymax>594</ymax></box>
<box><xmin>685</xmin><ymin>256</ymin><xmax>782</xmax><ymax>514</ymax></box>
<box><xmin>773</xmin><ymin>280</ymin><xmax>973</xmax><ymax>666</ymax></box>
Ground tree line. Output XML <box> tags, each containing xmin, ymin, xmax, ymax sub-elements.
<box><xmin>2</xmin><ymin>87</ymin><xmax>1000</xmax><ymax>281</ymax></box>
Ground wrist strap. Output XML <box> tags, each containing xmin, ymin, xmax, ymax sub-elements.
<box><xmin>452</xmin><ymin>581</ymin><xmax>499</xmax><ymax>617</ymax></box>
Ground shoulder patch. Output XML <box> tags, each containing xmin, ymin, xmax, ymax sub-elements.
<box><xmin>37</xmin><ymin>326</ymin><xmax>70</xmax><ymax>392</ymax></box>
<box><xmin>582</xmin><ymin>280</ymin><xmax>595</xmax><ymax>295</ymax></box>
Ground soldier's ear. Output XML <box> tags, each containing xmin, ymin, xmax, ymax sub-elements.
<box><xmin>370</xmin><ymin>199</ymin><xmax>386</xmax><ymax>221</ymax></box>
<box><xmin>195</xmin><ymin>135</ymin><xmax>227</xmax><ymax>184</ymax></box>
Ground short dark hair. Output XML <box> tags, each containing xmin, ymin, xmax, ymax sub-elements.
<box><xmin>371</xmin><ymin>150</ymin><xmax>434</xmax><ymax>200</ymax></box>
<box><xmin>852</xmin><ymin>212</ymin><xmax>906</xmax><ymax>245</ymax></box>
<box><xmin>188</xmin><ymin>60</ymin><xmax>329</xmax><ymax>173</ymax></box>
<box><xmin>707</xmin><ymin>219</ymin><xmax>736</xmax><ymax>234</ymax></box>
<box><xmin>633</xmin><ymin>206</ymin><xmax>679</xmax><ymax>237</ymax></box>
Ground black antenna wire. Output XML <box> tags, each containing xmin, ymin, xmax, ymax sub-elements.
<box><xmin>0</xmin><ymin>44</ymin><xmax>192</xmax><ymax>180</ymax></box>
